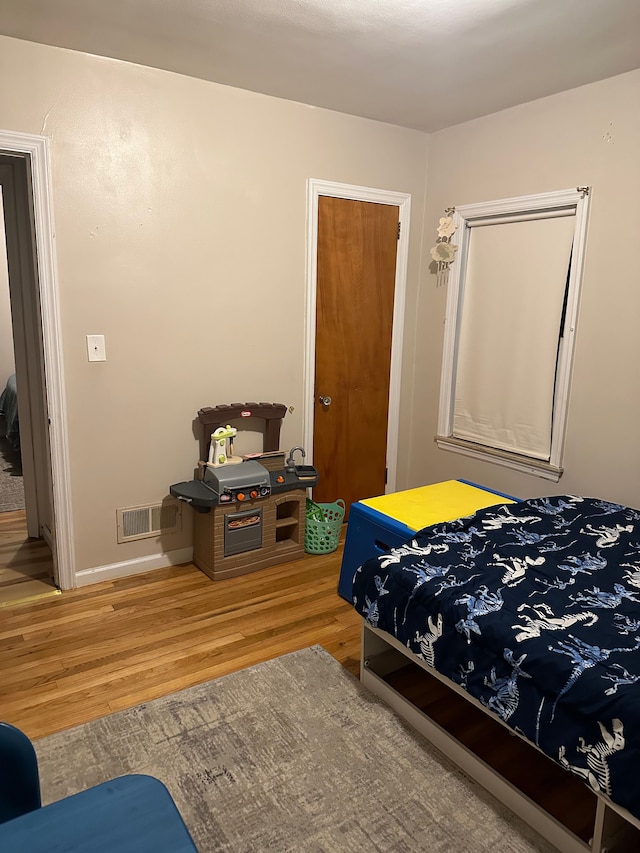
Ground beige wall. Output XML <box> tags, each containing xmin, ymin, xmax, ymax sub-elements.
<box><xmin>1</xmin><ymin>33</ymin><xmax>637</xmax><ymax>579</ymax></box>
<box><xmin>0</xmin><ymin>35</ymin><xmax>429</xmax><ymax>575</ymax></box>
<box><xmin>409</xmin><ymin>69</ymin><xmax>640</xmax><ymax>507</ymax></box>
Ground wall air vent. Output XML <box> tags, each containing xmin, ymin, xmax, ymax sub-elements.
<box><xmin>116</xmin><ymin>501</ymin><xmax>182</xmax><ymax>543</ymax></box>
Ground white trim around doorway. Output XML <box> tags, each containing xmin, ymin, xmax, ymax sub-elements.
<box><xmin>304</xmin><ymin>179</ymin><xmax>411</xmax><ymax>494</ymax></box>
<box><xmin>0</xmin><ymin>129</ymin><xmax>75</xmax><ymax>590</ymax></box>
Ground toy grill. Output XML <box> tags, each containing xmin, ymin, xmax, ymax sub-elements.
<box><xmin>203</xmin><ymin>460</ymin><xmax>271</xmax><ymax>505</ymax></box>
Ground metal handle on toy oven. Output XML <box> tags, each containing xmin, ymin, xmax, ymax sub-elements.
<box><xmin>318</xmin><ymin>395</ymin><xmax>332</xmax><ymax>407</ymax></box>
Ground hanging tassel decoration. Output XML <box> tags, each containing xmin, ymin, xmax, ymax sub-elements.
<box><xmin>430</xmin><ymin>209</ymin><xmax>458</xmax><ymax>287</ymax></box>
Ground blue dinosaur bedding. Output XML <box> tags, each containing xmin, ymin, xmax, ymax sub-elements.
<box><xmin>352</xmin><ymin>495</ymin><xmax>640</xmax><ymax>820</ymax></box>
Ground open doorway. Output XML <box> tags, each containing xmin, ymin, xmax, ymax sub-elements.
<box><xmin>0</xmin><ymin>156</ymin><xmax>58</xmax><ymax>605</ymax></box>
<box><xmin>0</xmin><ymin>131</ymin><xmax>75</xmax><ymax>596</ymax></box>
<box><xmin>0</xmin><ymin>219</ymin><xmax>24</xmax><ymax>514</ymax></box>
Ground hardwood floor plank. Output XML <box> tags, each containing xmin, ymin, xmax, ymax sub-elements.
<box><xmin>14</xmin><ymin>701</ymin><xmax>115</xmax><ymax>739</ymax></box>
<box><xmin>0</xmin><ymin>604</ymin><xmax>116</xmax><ymax>641</ymax></box>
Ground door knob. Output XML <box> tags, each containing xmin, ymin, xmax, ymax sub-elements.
<box><xmin>318</xmin><ymin>395</ymin><xmax>332</xmax><ymax>407</ymax></box>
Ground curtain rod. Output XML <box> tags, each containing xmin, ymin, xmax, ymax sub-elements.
<box><xmin>468</xmin><ymin>208</ymin><xmax>576</xmax><ymax>228</ymax></box>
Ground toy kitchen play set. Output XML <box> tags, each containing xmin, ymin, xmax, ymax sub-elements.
<box><xmin>170</xmin><ymin>403</ymin><xmax>318</xmax><ymax>581</ymax></box>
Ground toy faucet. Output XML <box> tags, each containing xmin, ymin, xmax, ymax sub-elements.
<box><xmin>286</xmin><ymin>446</ymin><xmax>306</xmax><ymax>472</ymax></box>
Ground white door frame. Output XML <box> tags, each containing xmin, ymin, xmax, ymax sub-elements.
<box><xmin>0</xmin><ymin>129</ymin><xmax>75</xmax><ymax>590</ymax></box>
<box><xmin>304</xmin><ymin>179</ymin><xmax>411</xmax><ymax>494</ymax></box>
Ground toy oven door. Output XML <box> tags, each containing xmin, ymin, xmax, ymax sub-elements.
<box><xmin>224</xmin><ymin>507</ymin><xmax>263</xmax><ymax>556</ymax></box>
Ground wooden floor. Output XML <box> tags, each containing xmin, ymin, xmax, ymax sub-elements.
<box><xmin>0</xmin><ymin>510</ymin><xmax>58</xmax><ymax>606</ymax></box>
<box><xmin>0</xmin><ymin>529</ymin><xmax>361</xmax><ymax>740</ymax></box>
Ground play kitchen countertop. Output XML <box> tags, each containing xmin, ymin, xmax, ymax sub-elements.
<box><xmin>170</xmin><ymin>464</ymin><xmax>318</xmax><ymax>511</ymax></box>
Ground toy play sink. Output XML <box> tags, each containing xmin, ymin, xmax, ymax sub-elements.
<box><xmin>293</xmin><ymin>465</ymin><xmax>318</xmax><ymax>479</ymax></box>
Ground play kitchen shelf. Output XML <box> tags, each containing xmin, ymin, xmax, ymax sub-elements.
<box><xmin>276</xmin><ymin>498</ymin><xmax>303</xmax><ymax>543</ymax></box>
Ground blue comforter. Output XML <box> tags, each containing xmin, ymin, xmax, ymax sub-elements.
<box><xmin>352</xmin><ymin>495</ymin><xmax>640</xmax><ymax>819</ymax></box>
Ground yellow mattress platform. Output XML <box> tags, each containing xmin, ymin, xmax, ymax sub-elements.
<box><xmin>338</xmin><ymin>479</ymin><xmax>517</xmax><ymax>601</ymax></box>
<box><xmin>360</xmin><ymin>479</ymin><xmax>515</xmax><ymax>532</ymax></box>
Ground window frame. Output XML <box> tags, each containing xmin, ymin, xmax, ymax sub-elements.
<box><xmin>436</xmin><ymin>187</ymin><xmax>591</xmax><ymax>482</ymax></box>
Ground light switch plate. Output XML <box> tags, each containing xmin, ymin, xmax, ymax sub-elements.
<box><xmin>87</xmin><ymin>334</ymin><xmax>106</xmax><ymax>362</ymax></box>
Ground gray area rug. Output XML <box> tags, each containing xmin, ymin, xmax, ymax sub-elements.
<box><xmin>35</xmin><ymin>646</ymin><xmax>553</xmax><ymax>852</ymax></box>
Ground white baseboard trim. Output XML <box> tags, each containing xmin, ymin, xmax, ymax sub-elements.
<box><xmin>74</xmin><ymin>547</ymin><xmax>194</xmax><ymax>587</ymax></box>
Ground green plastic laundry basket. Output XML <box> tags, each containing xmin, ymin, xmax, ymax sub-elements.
<box><xmin>304</xmin><ymin>498</ymin><xmax>345</xmax><ymax>555</ymax></box>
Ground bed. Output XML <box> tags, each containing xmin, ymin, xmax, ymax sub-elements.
<box><xmin>0</xmin><ymin>373</ymin><xmax>20</xmax><ymax>450</ymax></box>
<box><xmin>347</xmin><ymin>490</ymin><xmax>640</xmax><ymax>852</ymax></box>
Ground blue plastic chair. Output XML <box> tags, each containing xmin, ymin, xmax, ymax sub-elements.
<box><xmin>0</xmin><ymin>722</ymin><xmax>41</xmax><ymax>824</ymax></box>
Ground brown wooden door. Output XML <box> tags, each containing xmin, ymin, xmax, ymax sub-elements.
<box><xmin>313</xmin><ymin>196</ymin><xmax>399</xmax><ymax>515</ymax></box>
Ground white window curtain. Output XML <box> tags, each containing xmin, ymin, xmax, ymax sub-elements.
<box><xmin>453</xmin><ymin>214</ymin><xmax>576</xmax><ymax>460</ymax></box>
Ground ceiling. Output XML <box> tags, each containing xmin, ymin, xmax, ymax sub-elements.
<box><xmin>1</xmin><ymin>0</ymin><xmax>639</xmax><ymax>132</ymax></box>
